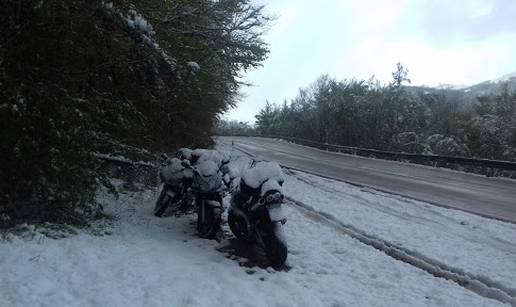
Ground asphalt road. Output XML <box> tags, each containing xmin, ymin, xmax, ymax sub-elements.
<box><xmin>218</xmin><ymin>136</ymin><xmax>516</xmax><ymax>223</ymax></box>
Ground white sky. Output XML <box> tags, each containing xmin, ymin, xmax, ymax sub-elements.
<box><xmin>226</xmin><ymin>0</ymin><xmax>516</xmax><ymax>123</ymax></box>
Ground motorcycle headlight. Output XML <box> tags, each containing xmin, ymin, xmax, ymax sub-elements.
<box><xmin>265</xmin><ymin>192</ymin><xmax>283</xmax><ymax>204</ymax></box>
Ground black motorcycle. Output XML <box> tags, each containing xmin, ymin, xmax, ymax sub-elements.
<box><xmin>228</xmin><ymin>161</ymin><xmax>288</xmax><ymax>268</ymax></box>
<box><xmin>154</xmin><ymin>157</ymin><xmax>193</xmax><ymax>217</ymax></box>
<box><xmin>182</xmin><ymin>159</ymin><xmax>225</xmax><ymax>239</ymax></box>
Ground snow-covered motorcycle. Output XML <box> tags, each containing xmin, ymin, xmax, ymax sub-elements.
<box><xmin>154</xmin><ymin>157</ymin><xmax>193</xmax><ymax>217</ymax></box>
<box><xmin>190</xmin><ymin>148</ymin><xmax>235</xmax><ymax>193</ymax></box>
<box><xmin>228</xmin><ymin>161</ymin><xmax>288</xmax><ymax>268</ymax></box>
<box><xmin>182</xmin><ymin>159</ymin><xmax>225</xmax><ymax>239</ymax></box>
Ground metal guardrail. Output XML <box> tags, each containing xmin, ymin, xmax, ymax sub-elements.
<box><xmin>222</xmin><ymin>134</ymin><xmax>516</xmax><ymax>176</ymax></box>
<box><xmin>93</xmin><ymin>137</ymin><xmax>516</xmax><ymax>179</ymax></box>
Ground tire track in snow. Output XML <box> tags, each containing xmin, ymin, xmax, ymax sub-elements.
<box><xmin>289</xmin><ymin>170</ymin><xmax>516</xmax><ymax>255</ymax></box>
<box><xmin>285</xmin><ymin>197</ymin><xmax>516</xmax><ymax>306</ymax></box>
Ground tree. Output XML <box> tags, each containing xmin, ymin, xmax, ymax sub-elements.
<box><xmin>215</xmin><ymin>119</ymin><xmax>254</xmax><ymax>136</ymax></box>
<box><xmin>0</xmin><ymin>0</ymin><xmax>271</xmax><ymax>228</ymax></box>
<box><xmin>391</xmin><ymin>62</ymin><xmax>411</xmax><ymax>88</ymax></box>
<box><xmin>253</xmin><ymin>64</ymin><xmax>516</xmax><ymax>161</ymax></box>
<box><xmin>255</xmin><ymin>101</ymin><xmax>276</xmax><ymax>135</ymax></box>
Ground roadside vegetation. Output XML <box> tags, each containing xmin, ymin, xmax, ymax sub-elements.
<box><xmin>227</xmin><ymin>64</ymin><xmax>516</xmax><ymax>161</ymax></box>
<box><xmin>0</xmin><ymin>0</ymin><xmax>270</xmax><ymax>228</ymax></box>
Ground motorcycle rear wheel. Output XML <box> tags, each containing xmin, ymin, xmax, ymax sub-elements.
<box><xmin>154</xmin><ymin>190</ymin><xmax>172</xmax><ymax>217</ymax></box>
<box><xmin>228</xmin><ymin>210</ymin><xmax>251</xmax><ymax>242</ymax></box>
<box><xmin>197</xmin><ymin>200</ymin><xmax>221</xmax><ymax>239</ymax></box>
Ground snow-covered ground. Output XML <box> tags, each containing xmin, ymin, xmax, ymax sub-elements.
<box><xmin>219</xmin><ymin>142</ymin><xmax>516</xmax><ymax>295</ymax></box>
<box><xmin>284</xmin><ymin>170</ymin><xmax>516</xmax><ymax>293</ymax></box>
<box><xmin>2</xmin><ymin>147</ymin><xmax>515</xmax><ymax>306</ymax></box>
<box><xmin>0</xmin><ymin>180</ymin><xmax>508</xmax><ymax>307</ymax></box>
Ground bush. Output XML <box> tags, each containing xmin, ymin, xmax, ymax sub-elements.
<box><xmin>0</xmin><ymin>80</ymin><xmax>98</xmax><ymax>228</ymax></box>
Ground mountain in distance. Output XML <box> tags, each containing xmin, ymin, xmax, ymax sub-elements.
<box><xmin>409</xmin><ymin>70</ymin><xmax>516</xmax><ymax>103</ymax></box>
<box><xmin>465</xmin><ymin>70</ymin><xmax>516</xmax><ymax>96</ymax></box>
<box><xmin>494</xmin><ymin>70</ymin><xmax>516</xmax><ymax>83</ymax></box>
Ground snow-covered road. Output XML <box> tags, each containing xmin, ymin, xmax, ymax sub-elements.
<box><xmin>1</xmin><ymin>175</ymin><xmax>513</xmax><ymax>306</ymax></box>
<box><xmin>218</xmin><ymin>136</ymin><xmax>516</xmax><ymax>223</ymax></box>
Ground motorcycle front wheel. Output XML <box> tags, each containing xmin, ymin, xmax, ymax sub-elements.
<box><xmin>262</xmin><ymin>223</ymin><xmax>288</xmax><ymax>269</ymax></box>
<box><xmin>154</xmin><ymin>189</ymin><xmax>173</xmax><ymax>217</ymax></box>
<box><xmin>228</xmin><ymin>209</ymin><xmax>251</xmax><ymax>242</ymax></box>
<box><xmin>197</xmin><ymin>200</ymin><xmax>221</xmax><ymax>239</ymax></box>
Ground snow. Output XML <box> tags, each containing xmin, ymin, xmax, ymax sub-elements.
<box><xmin>192</xmin><ymin>149</ymin><xmax>226</xmax><ymax>166</ymax></box>
<box><xmin>495</xmin><ymin>70</ymin><xmax>516</xmax><ymax>83</ymax></box>
<box><xmin>436</xmin><ymin>83</ymin><xmax>470</xmax><ymax>90</ymax></box>
<box><xmin>193</xmin><ymin>160</ymin><xmax>224</xmax><ymax>192</ymax></box>
<box><xmin>102</xmin><ymin>1</ymin><xmax>113</xmax><ymax>10</ymax></box>
<box><xmin>195</xmin><ymin>160</ymin><xmax>219</xmax><ymax>177</ymax></box>
<box><xmin>123</xmin><ymin>8</ymin><xmax>176</xmax><ymax>70</ymax></box>
<box><xmin>159</xmin><ymin>49</ymin><xmax>176</xmax><ymax>69</ymax></box>
<box><xmin>241</xmin><ymin>161</ymin><xmax>285</xmax><ymax>189</ymax></box>
<box><xmin>221</xmin><ymin>154</ymin><xmax>254</xmax><ymax>192</ymax></box>
<box><xmin>187</xmin><ymin>61</ymin><xmax>200</xmax><ymax>72</ymax></box>
<box><xmin>284</xmin><ymin>170</ymin><xmax>516</xmax><ymax>293</ymax></box>
<box><xmin>177</xmin><ymin>148</ymin><xmax>192</xmax><ymax>160</ymax></box>
<box><xmin>94</xmin><ymin>152</ymin><xmax>154</xmax><ymax>167</ymax></box>
<box><xmin>0</xmin><ymin>180</ymin><xmax>507</xmax><ymax>307</ymax></box>
<box><xmin>260</xmin><ymin>179</ymin><xmax>283</xmax><ymax>196</ymax></box>
<box><xmin>126</xmin><ymin>10</ymin><xmax>154</xmax><ymax>37</ymax></box>
<box><xmin>267</xmin><ymin>204</ymin><xmax>286</xmax><ymax>222</ymax></box>
<box><xmin>159</xmin><ymin>158</ymin><xmax>184</xmax><ymax>185</ymax></box>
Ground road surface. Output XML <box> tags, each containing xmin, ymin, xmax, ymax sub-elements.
<box><xmin>218</xmin><ymin>136</ymin><xmax>516</xmax><ymax>223</ymax></box>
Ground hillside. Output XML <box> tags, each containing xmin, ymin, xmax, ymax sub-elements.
<box><xmin>410</xmin><ymin>70</ymin><xmax>516</xmax><ymax>103</ymax></box>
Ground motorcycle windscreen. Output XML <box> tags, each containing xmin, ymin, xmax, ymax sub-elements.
<box><xmin>160</xmin><ymin>158</ymin><xmax>185</xmax><ymax>186</ymax></box>
<box><xmin>194</xmin><ymin>173</ymin><xmax>224</xmax><ymax>192</ymax></box>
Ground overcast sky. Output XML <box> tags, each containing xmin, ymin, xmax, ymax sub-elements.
<box><xmin>226</xmin><ymin>0</ymin><xmax>516</xmax><ymax>123</ymax></box>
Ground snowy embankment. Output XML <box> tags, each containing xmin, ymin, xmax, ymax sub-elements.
<box><xmin>0</xmin><ymin>176</ymin><xmax>508</xmax><ymax>306</ymax></box>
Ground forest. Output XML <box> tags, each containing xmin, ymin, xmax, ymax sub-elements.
<box><xmin>0</xmin><ymin>0</ymin><xmax>270</xmax><ymax>227</ymax></box>
<box><xmin>220</xmin><ymin>64</ymin><xmax>516</xmax><ymax>162</ymax></box>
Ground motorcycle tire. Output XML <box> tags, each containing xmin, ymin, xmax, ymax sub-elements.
<box><xmin>154</xmin><ymin>190</ymin><xmax>172</xmax><ymax>217</ymax></box>
<box><xmin>228</xmin><ymin>210</ymin><xmax>251</xmax><ymax>242</ymax></box>
<box><xmin>197</xmin><ymin>200</ymin><xmax>221</xmax><ymax>239</ymax></box>
<box><xmin>262</xmin><ymin>224</ymin><xmax>288</xmax><ymax>269</ymax></box>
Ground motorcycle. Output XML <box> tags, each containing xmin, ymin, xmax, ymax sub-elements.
<box><xmin>176</xmin><ymin>147</ymin><xmax>192</xmax><ymax>161</ymax></box>
<box><xmin>228</xmin><ymin>161</ymin><xmax>288</xmax><ymax>268</ymax></box>
<box><xmin>182</xmin><ymin>159</ymin><xmax>225</xmax><ymax>239</ymax></box>
<box><xmin>154</xmin><ymin>157</ymin><xmax>193</xmax><ymax>217</ymax></box>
